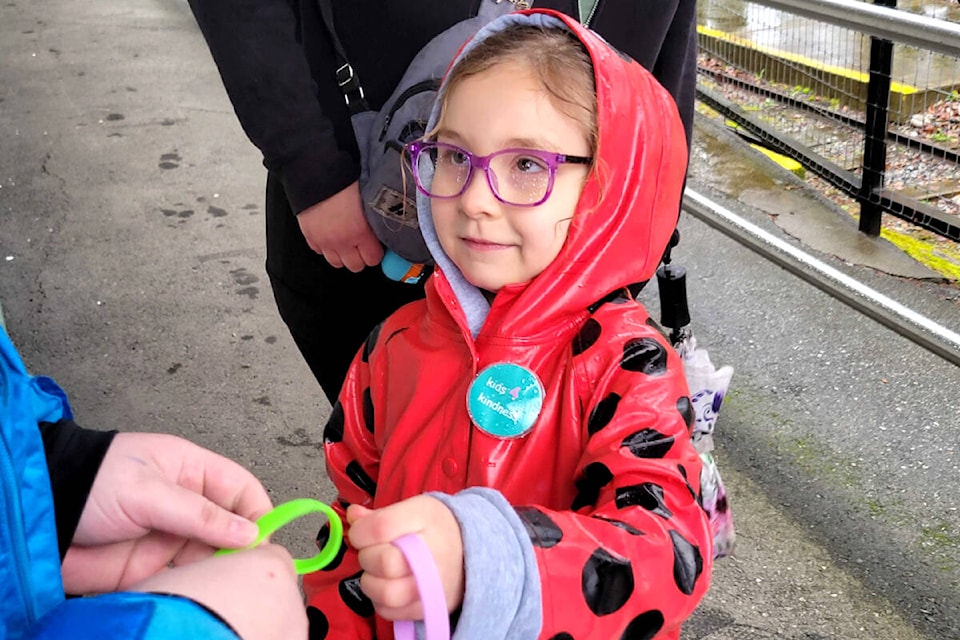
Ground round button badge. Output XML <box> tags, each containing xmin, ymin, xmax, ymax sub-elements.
<box><xmin>467</xmin><ymin>363</ymin><xmax>544</xmax><ymax>438</ymax></box>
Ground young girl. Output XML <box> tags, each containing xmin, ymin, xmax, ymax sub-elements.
<box><xmin>304</xmin><ymin>9</ymin><xmax>712</xmax><ymax>639</ymax></box>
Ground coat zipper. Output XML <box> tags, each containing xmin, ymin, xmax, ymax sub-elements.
<box><xmin>583</xmin><ymin>0</ymin><xmax>600</xmax><ymax>26</ymax></box>
<box><xmin>1</xmin><ymin>429</ymin><xmax>37</xmax><ymax>625</ymax></box>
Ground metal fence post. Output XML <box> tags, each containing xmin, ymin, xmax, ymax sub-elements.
<box><xmin>858</xmin><ymin>0</ymin><xmax>896</xmax><ymax>236</ymax></box>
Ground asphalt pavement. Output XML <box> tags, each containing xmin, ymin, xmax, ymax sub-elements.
<box><xmin>1</xmin><ymin>1</ymin><xmax>958</xmax><ymax>638</ymax></box>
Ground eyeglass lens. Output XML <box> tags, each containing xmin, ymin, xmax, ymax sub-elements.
<box><xmin>414</xmin><ymin>144</ymin><xmax>552</xmax><ymax>206</ymax></box>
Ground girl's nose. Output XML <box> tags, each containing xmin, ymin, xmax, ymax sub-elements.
<box><xmin>458</xmin><ymin>168</ymin><xmax>501</xmax><ymax>219</ymax></box>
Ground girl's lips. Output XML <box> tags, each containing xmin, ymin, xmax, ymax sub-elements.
<box><xmin>462</xmin><ymin>236</ymin><xmax>512</xmax><ymax>251</ymax></box>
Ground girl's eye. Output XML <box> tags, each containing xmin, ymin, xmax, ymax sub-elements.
<box><xmin>514</xmin><ymin>154</ymin><xmax>548</xmax><ymax>173</ymax></box>
<box><xmin>438</xmin><ymin>146</ymin><xmax>469</xmax><ymax>167</ymax></box>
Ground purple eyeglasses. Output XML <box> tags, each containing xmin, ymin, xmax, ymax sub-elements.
<box><xmin>405</xmin><ymin>140</ymin><xmax>592</xmax><ymax>207</ymax></box>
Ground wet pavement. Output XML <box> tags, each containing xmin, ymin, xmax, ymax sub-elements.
<box><xmin>1</xmin><ymin>0</ymin><xmax>958</xmax><ymax>638</ymax></box>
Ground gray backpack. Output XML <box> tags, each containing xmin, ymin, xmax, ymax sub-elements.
<box><xmin>318</xmin><ymin>0</ymin><xmax>532</xmax><ymax>272</ymax></box>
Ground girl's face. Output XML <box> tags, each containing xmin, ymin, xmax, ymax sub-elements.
<box><xmin>431</xmin><ymin>61</ymin><xmax>591</xmax><ymax>295</ymax></box>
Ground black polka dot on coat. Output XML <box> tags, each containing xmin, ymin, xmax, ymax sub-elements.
<box><xmin>323</xmin><ymin>401</ymin><xmax>344</xmax><ymax>444</ymax></box>
<box><xmin>615</xmin><ymin>483</ymin><xmax>673</xmax><ymax>520</ymax></box>
<box><xmin>315</xmin><ymin>524</ymin><xmax>347</xmax><ymax>571</ymax></box>
<box><xmin>669</xmin><ymin>529</ymin><xmax>704</xmax><ymax>595</ymax></box>
<box><xmin>619</xmin><ymin>610</ymin><xmax>665</xmax><ymax>640</ymax></box>
<box><xmin>362</xmin><ymin>322</ymin><xmax>382</xmax><ymax>363</ymax></box>
<box><xmin>645</xmin><ymin>316</ymin><xmax>668</xmax><ymax>338</ymax></box>
<box><xmin>572</xmin><ymin>462</ymin><xmax>614</xmax><ymax>511</ymax></box>
<box><xmin>339</xmin><ymin>571</ymin><xmax>374</xmax><ymax>617</ymax></box>
<box><xmin>621</xmin><ymin>428</ymin><xmax>674</xmax><ymax>458</ymax></box>
<box><xmin>548</xmin><ymin>634</ymin><xmax>574</xmax><ymax>640</ymax></box>
<box><xmin>345</xmin><ymin>461</ymin><xmax>377</xmax><ymax>497</ymax></box>
<box><xmin>676</xmin><ymin>396</ymin><xmax>695</xmax><ymax>429</ymax></box>
<box><xmin>677</xmin><ymin>464</ymin><xmax>700</xmax><ymax>503</ymax></box>
<box><xmin>516</xmin><ymin>506</ymin><xmax>563</xmax><ymax>548</ymax></box>
<box><xmin>307</xmin><ymin>606</ymin><xmax>330</xmax><ymax>639</ymax></box>
<box><xmin>362</xmin><ymin>387</ymin><xmax>375</xmax><ymax>434</ymax></box>
<box><xmin>592</xmin><ymin>515</ymin><xmax>644</xmax><ymax>535</ymax></box>
<box><xmin>581</xmin><ymin>547</ymin><xmax>635</xmax><ymax>616</ymax></box>
<box><xmin>620</xmin><ymin>338</ymin><xmax>667</xmax><ymax>376</ymax></box>
<box><xmin>573</xmin><ymin>318</ymin><xmax>602</xmax><ymax>355</ymax></box>
<box><xmin>588</xmin><ymin>393</ymin><xmax>621</xmax><ymax>435</ymax></box>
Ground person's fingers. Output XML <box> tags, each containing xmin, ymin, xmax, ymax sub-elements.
<box><xmin>373</xmin><ymin>601</ymin><xmax>426</xmax><ymax>624</ymax></box>
<box><xmin>357</xmin><ymin>234</ymin><xmax>385</xmax><ymax>267</ymax></box>
<box><xmin>348</xmin><ymin>510</ymin><xmax>409</xmax><ymax>550</ymax></box>
<box><xmin>130</xmin><ymin>477</ymin><xmax>260</xmax><ymax>550</ymax></box>
<box><xmin>348</xmin><ymin>498</ymin><xmax>465</xmax><ymax>617</ymax></box>
<box><xmin>359</xmin><ymin>572</ymin><xmax>421</xmax><ymax>618</ymax></box>
<box><xmin>345</xmin><ymin>503</ymin><xmax>374</xmax><ymax>525</ymax></box>
<box><xmin>170</xmin><ymin>538</ymin><xmax>217</xmax><ymax>568</ymax></box>
<box><xmin>348</xmin><ymin>498</ymin><xmax>431</xmax><ymax>549</ymax></box>
<box><xmin>323</xmin><ymin>249</ymin><xmax>345</xmax><ymax>268</ymax></box>
<box><xmin>302</xmin><ymin>234</ymin><xmax>323</xmax><ymax>255</ymax></box>
<box><xmin>62</xmin><ymin>531</ymin><xmax>187</xmax><ymax>593</ymax></box>
<box><xmin>89</xmin><ymin>433</ymin><xmax>271</xmax><ymax>539</ymax></box>
<box><xmin>338</xmin><ymin>245</ymin><xmax>367</xmax><ymax>272</ymax></box>
<box><xmin>177</xmin><ymin>440</ymin><xmax>274</xmax><ymax>522</ymax></box>
<box><xmin>357</xmin><ymin>543</ymin><xmax>410</xmax><ymax>579</ymax></box>
<box><xmin>62</xmin><ymin>541</ymin><xmax>135</xmax><ymax>593</ymax></box>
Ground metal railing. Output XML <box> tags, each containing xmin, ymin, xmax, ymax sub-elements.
<box><xmin>697</xmin><ymin>0</ymin><xmax>960</xmax><ymax>241</ymax></box>
<box><xmin>683</xmin><ymin>188</ymin><xmax>960</xmax><ymax>367</ymax></box>
<box><xmin>760</xmin><ymin>0</ymin><xmax>960</xmax><ymax>57</ymax></box>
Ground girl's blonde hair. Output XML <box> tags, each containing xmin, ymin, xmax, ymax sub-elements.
<box><xmin>432</xmin><ymin>23</ymin><xmax>598</xmax><ymax>154</ymax></box>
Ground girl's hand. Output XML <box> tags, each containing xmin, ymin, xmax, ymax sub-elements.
<box><xmin>347</xmin><ymin>496</ymin><xmax>464</xmax><ymax>621</ymax></box>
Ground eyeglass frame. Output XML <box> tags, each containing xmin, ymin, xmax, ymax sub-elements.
<box><xmin>405</xmin><ymin>140</ymin><xmax>593</xmax><ymax>208</ymax></box>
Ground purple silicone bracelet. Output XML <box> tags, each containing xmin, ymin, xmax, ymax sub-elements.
<box><xmin>392</xmin><ymin>533</ymin><xmax>451</xmax><ymax>640</ymax></box>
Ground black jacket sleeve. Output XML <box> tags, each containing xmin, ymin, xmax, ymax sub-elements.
<box><xmin>186</xmin><ymin>0</ymin><xmax>358</xmax><ymax>214</ymax></box>
<box><xmin>39</xmin><ymin>420</ymin><xmax>116</xmax><ymax>559</ymax></box>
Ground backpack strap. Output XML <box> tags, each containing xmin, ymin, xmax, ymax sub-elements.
<box><xmin>318</xmin><ymin>0</ymin><xmax>536</xmax><ymax>115</ymax></box>
<box><xmin>316</xmin><ymin>0</ymin><xmax>369</xmax><ymax>113</ymax></box>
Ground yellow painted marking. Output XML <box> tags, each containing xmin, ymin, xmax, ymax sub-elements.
<box><xmin>698</xmin><ymin>25</ymin><xmax>919</xmax><ymax>95</ymax></box>
<box><xmin>749</xmin><ymin>143</ymin><xmax>806</xmax><ymax>177</ymax></box>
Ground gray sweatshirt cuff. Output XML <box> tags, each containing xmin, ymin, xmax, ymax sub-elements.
<box><xmin>429</xmin><ymin>488</ymin><xmax>542</xmax><ymax>640</ymax></box>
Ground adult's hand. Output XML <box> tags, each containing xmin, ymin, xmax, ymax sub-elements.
<box><xmin>61</xmin><ymin>432</ymin><xmax>272</xmax><ymax>594</ymax></box>
<box><xmin>298</xmin><ymin>181</ymin><xmax>384</xmax><ymax>271</ymax></box>
<box><xmin>131</xmin><ymin>544</ymin><xmax>307</xmax><ymax>640</ymax></box>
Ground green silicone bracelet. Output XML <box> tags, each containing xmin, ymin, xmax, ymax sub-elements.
<box><xmin>215</xmin><ymin>498</ymin><xmax>344</xmax><ymax>575</ymax></box>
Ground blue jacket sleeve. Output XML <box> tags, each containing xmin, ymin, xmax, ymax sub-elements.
<box><xmin>28</xmin><ymin>593</ymin><xmax>239</xmax><ymax>640</ymax></box>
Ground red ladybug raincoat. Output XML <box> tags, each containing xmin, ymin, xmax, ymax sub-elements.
<box><xmin>304</xmin><ymin>9</ymin><xmax>712</xmax><ymax>639</ymax></box>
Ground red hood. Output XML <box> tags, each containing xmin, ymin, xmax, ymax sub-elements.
<box><xmin>421</xmin><ymin>9</ymin><xmax>688</xmax><ymax>340</ymax></box>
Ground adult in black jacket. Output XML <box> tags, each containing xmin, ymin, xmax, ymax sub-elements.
<box><xmin>187</xmin><ymin>0</ymin><xmax>698</xmax><ymax>403</ymax></box>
